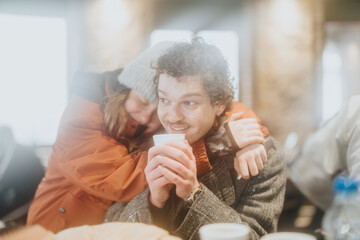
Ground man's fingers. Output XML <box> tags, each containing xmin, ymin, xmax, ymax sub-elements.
<box><xmin>148</xmin><ymin>141</ymin><xmax>192</xmax><ymax>161</ymax></box>
<box><xmin>148</xmin><ymin>144</ymin><xmax>193</xmax><ymax>168</ymax></box>
<box><xmin>145</xmin><ymin>155</ymin><xmax>162</xmax><ymax>174</ymax></box>
<box><xmin>146</xmin><ymin>154</ymin><xmax>178</xmax><ymax>173</ymax></box>
<box><xmin>152</xmin><ymin>174</ymin><xmax>172</xmax><ymax>187</ymax></box>
<box><xmin>158</xmin><ymin>165</ymin><xmax>185</xmax><ymax>186</ymax></box>
<box><xmin>164</xmin><ymin>140</ymin><xmax>194</xmax><ymax>160</ymax></box>
<box><xmin>146</xmin><ymin>160</ymin><xmax>168</xmax><ymax>181</ymax></box>
<box><xmin>157</xmin><ymin>155</ymin><xmax>192</xmax><ymax>179</ymax></box>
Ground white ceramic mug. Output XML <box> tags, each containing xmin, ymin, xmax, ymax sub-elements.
<box><xmin>199</xmin><ymin>223</ymin><xmax>250</xmax><ymax>240</ymax></box>
<box><xmin>153</xmin><ymin>134</ymin><xmax>185</xmax><ymax>146</ymax></box>
<box><xmin>260</xmin><ymin>232</ymin><xmax>316</xmax><ymax>240</ymax></box>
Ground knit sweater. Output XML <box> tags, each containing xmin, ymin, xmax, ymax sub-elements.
<box><xmin>105</xmin><ymin>137</ymin><xmax>286</xmax><ymax>240</ymax></box>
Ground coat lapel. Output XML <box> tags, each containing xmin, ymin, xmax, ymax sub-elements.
<box><xmin>200</xmin><ymin>157</ymin><xmax>237</xmax><ymax>206</ymax></box>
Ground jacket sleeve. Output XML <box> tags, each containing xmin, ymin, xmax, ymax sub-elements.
<box><xmin>49</xmin><ymin>95</ymin><xmax>148</xmax><ymax>202</ymax></box>
<box><xmin>105</xmin><ymin>189</ymin><xmax>152</xmax><ymax>224</ymax></box>
<box><xmin>173</xmin><ymin>137</ymin><xmax>286</xmax><ymax>240</ymax></box>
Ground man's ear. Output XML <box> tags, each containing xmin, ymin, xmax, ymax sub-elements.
<box><xmin>214</xmin><ymin>103</ymin><xmax>226</xmax><ymax>116</ymax></box>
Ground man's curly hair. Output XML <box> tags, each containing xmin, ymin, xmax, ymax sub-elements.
<box><xmin>153</xmin><ymin>37</ymin><xmax>234</xmax><ymax>114</ymax></box>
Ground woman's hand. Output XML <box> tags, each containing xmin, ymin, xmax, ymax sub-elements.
<box><xmin>234</xmin><ymin>143</ymin><xmax>267</xmax><ymax>180</ymax></box>
<box><xmin>226</xmin><ymin>112</ymin><xmax>265</xmax><ymax>149</ymax></box>
<box><xmin>226</xmin><ymin>112</ymin><xmax>267</xmax><ymax>179</ymax></box>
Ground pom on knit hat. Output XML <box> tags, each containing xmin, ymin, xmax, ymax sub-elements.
<box><xmin>117</xmin><ymin>41</ymin><xmax>175</xmax><ymax>103</ymax></box>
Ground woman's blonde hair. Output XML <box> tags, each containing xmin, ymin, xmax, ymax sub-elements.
<box><xmin>102</xmin><ymin>91</ymin><xmax>130</xmax><ymax>143</ymax></box>
<box><xmin>102</xmin><ymin>90</ymin><xmax>155</xmax><ymax>152</ymax></box>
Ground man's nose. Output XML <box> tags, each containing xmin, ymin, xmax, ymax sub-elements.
<box><xmin>168</xmin><ymin>105</ymin><xmax>184</xmax><ymax>123</ymax></box>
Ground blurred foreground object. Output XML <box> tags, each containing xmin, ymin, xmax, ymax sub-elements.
<box><xmin>0</xmin><ymin>126</ymin><xmax>44</xmax><ymax>221</ymax></box>
<box><xmin>0</xmin><ymin>222</ymin><xmax>180</xmax><ymax>240</ymax></box>
<box><xmin>0</xmin><ymin>225</ymin><xmax>56</xmax><ymax>240</ymax></box>
<box><xmin>56</xmin><ymin>222</ymin><xmax>180</xmax><ymax>240</ymax></box>
<box><xmin>288</xmin><ymin>95</ymin><xmax>360</xmax><ymax>210</ymax></box>
<box><xmin>322</xmin><ymin>176</ymin><xmax>360</xmax><ymax>240</ymax></box>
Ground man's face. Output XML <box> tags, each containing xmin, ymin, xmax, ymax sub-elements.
<box><xmin>157</xmin><ymin>74</ymin><xmax>225</xmax><ymax>144</ymax></box>
<box><xmin>125</xmin><ymin>90</ymin><xmax>162</xmax><ymax>135</ymax></box>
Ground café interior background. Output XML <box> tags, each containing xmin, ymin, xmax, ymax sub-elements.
<box><xmin>1</xmin><ymin>0</ymin><xmax>360</xmax><ymax>160</ymax></box>
<box><xmin>1</xmin><ymin>0</ymin><xmax>360</xmax><ymax>234</ymax></box>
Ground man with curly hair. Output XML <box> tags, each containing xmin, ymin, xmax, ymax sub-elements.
<box><xmin>106</xmin><ymin>38</ymin><xmax>286</xmax><ymax>240</ymax></box>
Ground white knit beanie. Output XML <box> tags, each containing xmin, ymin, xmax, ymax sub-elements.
<box><xmin>118</xmin><ymin>41</ymin><xmax>175</xmax><ymax>103</ymax></box>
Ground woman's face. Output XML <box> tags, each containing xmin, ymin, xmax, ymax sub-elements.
<box><xmin>124</xmin><ymin>90</ymin><xmax>162</xmax><ymax>135</ymax></box>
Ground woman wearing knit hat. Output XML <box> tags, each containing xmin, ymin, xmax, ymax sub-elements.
<box><xmin>26</xmin><ymin>41</ymin><xmax>175</xmax><ymax>233</ymax></box>
<box><xmin>26</xmin><ymin>41</ymin><xmax>268</xmax><ymax>234</ymax></box>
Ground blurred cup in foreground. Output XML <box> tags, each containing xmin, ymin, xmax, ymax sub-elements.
<box><xmin>199</xmin><ymin>223</ymin><xmax>250</xmax><ymax>240</ymax></box>
<box><xmin>153</xmin><ymin>134</ymin><xmax>185</xmax><ymax>146</ymax></box>
<box><xmin>260</xmin><ymin>232</ymin><xmax>316</xmax><ymax>240</ymax></box>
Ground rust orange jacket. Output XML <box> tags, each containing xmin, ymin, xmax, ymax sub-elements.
<box><xmin>27</xmin><ymin>72</ymin><xmax>268</xmax><ymax>233</ymax></box>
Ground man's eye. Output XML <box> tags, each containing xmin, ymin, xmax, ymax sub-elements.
<box><xmin>159</xmin><ymin>98</ymin><xmax>168</xmax><ymax>104</ymax></box>
<box><xmin>184</xmin><ymin>101</ymin><xmax>195</xmax><ymax>106</ymax></box>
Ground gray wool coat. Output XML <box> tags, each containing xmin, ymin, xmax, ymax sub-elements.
<box><xmin>105</xmin><ymin>137</ymin><xmax>286</xmax><ymax>240</ymax></box>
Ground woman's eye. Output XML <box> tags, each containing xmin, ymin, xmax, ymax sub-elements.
<box><xmin>139</xmin><ymin>100</ymin><xmax>149</xmax><ymax>106</ymax></box>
